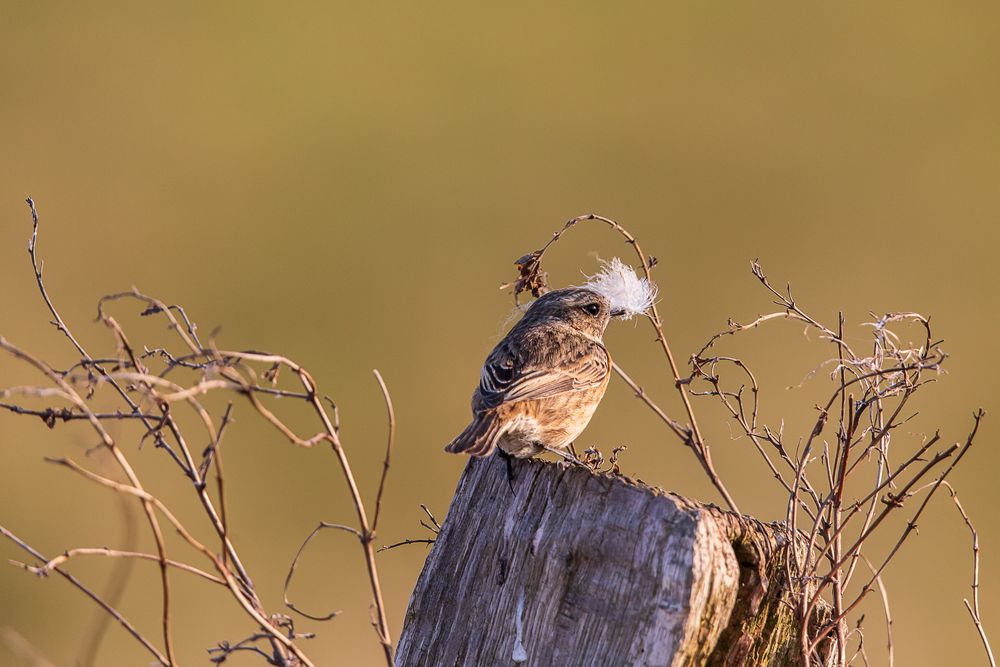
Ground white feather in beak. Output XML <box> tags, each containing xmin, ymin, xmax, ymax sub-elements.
<box><xmin>580</xmin><ymin>257</ymin><xmax>658</xmax><ymax>320</ymax></box>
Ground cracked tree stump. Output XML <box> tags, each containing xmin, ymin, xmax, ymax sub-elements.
<box><xmin>396</xmin><ymin>456</ymin><xmax>833</xmax><ymax>667</ymax></box>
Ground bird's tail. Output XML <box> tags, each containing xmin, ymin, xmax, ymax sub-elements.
<box><xmin>445</xmin><ymin>412</ymin><xmax>506</xmax><ymax>457</ymax></box>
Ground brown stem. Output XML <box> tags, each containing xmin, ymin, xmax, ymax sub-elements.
<box><xmin>1</xmin><ymin>524</ymin><xmax>169</xmax><ymax>666</ymax></box>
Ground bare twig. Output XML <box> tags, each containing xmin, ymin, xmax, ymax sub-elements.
<box><xmin>378</xmin><ymin>504</ymin><xmax>442</xmax><ymax>552</ymax></box>
<box><xmin>43</xmin><ymin>455</ymin><xmax>317</xmax><ymax>666</ymax></box>
<box><xmin>419</xmin><ymin>505</ymin><xmax>441</xmax><ymax>533</ymax></box>
<box><xmin>78</xmin><ymin>454</ymin><xmax>140</xmax><ymax>667</ymax></box>
<box><xmin>0</xmin><ymin>524</ymin><xmax>168</xmax><ymax>666</ymax></box>
<box><xmin>11</xmin><ymin>547</ymin><xmax>226</xmax><ymax>586</ymax></box>
<box><xmin>371</xmin><ymin>369</ymin><xmax>395</xmax><ymax>533</ymax></box>
<box><xmin>377</xmin><ymin>538</ymin><xmax>436</xmax><ymax>553</ymax></box>
<box><xmin>945</xmin><ymin>481</ymin><xmax>996</xmax><ymax>667</ymax></box>
<box><xmin>1</xmin><ymin>335</ymin><xmax>179</xmax><ymax>666</ymax></box>
<box><xmin>860</xmin><ymin>555</ymin><xmax>893</xmax><ymax>667</ymax></box>
<box><xmin>283</xmin><ymin>522</ymin><xmax>360</xmax><ymax>622</ymax></box>
<box><xmin>686</xmin><ymin>259</ymin><xmax>983</xmax><ymax>666</ymax></box>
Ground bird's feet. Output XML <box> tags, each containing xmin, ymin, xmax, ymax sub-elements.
<box><xmin>542</xmin><ymin>445</ymin><xmax>587</xmax><ymax>468</ymax></box>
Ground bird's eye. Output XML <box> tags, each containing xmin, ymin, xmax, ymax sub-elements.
<box><xmin>583</xmin><ymin>303</ymin><xmax>602</xmax><ymax>316</ymax></box>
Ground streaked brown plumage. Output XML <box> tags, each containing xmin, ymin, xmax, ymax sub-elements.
<box><xmin>445</xmin><ymin>287</ymin><xmax>620</xmax><ymax>459</ymax></box>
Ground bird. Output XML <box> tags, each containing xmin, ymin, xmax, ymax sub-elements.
<box><xmin>444</xmin><ymin>287</ymin><xmax>623</xmax><ymax>461</ymax></box>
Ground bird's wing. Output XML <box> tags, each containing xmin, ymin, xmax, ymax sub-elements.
<box><xmin>477</xmin><ymin>336</ymin><xmax>609</xmax><ymax>410</ymax></box>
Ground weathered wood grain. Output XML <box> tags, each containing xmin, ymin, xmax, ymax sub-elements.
<box><xmin>397</xmin><ymin>456</ymin><xmax>830</xmax><ymax>666</ymax></box>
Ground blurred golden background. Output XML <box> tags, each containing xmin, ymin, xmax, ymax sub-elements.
<box><xmin>1</xmin><ymin>3</ymin><xmax>998</xmax><ymax>665</ymax></box>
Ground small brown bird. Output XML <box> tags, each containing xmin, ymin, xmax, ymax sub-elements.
<box><xmin>445</xmin><ymin>287</ymin><xmax>623</xmax><ymax>460</ymax></box>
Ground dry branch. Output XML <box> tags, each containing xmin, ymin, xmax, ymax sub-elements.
<box><xmin>1</xmin><ymin>198</ymin><xmax>398</xmax><ymax>666</ymax></box>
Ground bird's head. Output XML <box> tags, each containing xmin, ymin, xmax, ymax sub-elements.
<box><xmin>522</xmin><ymin>287</ymin><xmax>619</xmax><ymax>339</ymax></box>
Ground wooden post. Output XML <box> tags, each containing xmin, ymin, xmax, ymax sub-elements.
<box><xmin>397</xmin><ymin>456</ymin><xmax>832</xmax><ymax>666</ymax></box>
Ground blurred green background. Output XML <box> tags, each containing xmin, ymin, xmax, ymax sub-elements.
<box><xmin>1</xmin><ymin>3</ymin><xmax>998</xmax><ymax>665</ymax></box>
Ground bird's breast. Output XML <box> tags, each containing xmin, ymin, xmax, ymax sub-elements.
<box><xmin>496</xmin><ymin>384</ymin><xmax>608</xmax><ymax>457</ymax></box>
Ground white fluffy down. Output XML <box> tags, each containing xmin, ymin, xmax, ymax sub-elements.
<box><xmin>580</xmin><ymin>257</ymin><xmax>657</xmax><ymax>320</ymax></box>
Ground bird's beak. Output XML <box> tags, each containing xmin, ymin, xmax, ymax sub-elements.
<box><xmin>610</xmin><ymin>308</ymin><xmax>627</xmax><ymax>318</ymax></box>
